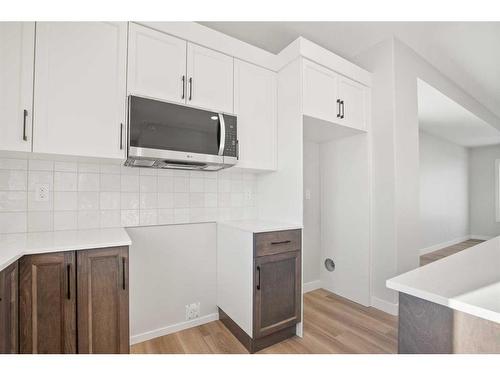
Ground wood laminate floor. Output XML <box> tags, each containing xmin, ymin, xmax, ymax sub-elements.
<box><xmin>131</xmin><ymin>289</ymin><xmax>398</xmax><ymax>354</ymax></box>
<box><xmin>419</xmin><ymin>239</ymin><xmax>484</xmax><ymax>266</ymax></box>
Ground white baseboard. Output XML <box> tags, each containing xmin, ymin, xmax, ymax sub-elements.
<box><xmin>130</xmin><ymin>312</ymin><xmax>219</xmax><ymax>345</ymax></box>
<box><xmin>303</xmin><ymin>280</ymin><xmax>321</xmax><ymax>293</ymax></box>
<box><xmin>371</xmin><ymin>296</ymin><xmax>398</xmax><ymax>316</ymax></box>
<box><xmin>419</xmin><ymin>235</ymin><xmax>471</xmax><ymax>256</ymax></box>
<box><xmin>469</xmin><ymin>234</ymin><xmax>494</xmax><ymax>241</ymax></box>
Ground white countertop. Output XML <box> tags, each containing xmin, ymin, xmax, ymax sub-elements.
<box><xmin>0</xmin><ymin>228</ymin><xmax>131</xmax><ymax>272</ymax></box>
<box><xmin>386</xmin><ymin>236</ymin><xmax>500</xmax><ymax>324</ymax></box>
<box><xmin>217</xmin><ymin>220</ymin><xmax>302</xmax><ymax>233</ymax></box>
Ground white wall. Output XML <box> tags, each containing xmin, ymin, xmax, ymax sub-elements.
<box><xmin>127</xmin><ymin>223</ymin><xmax>217</xmax><ymax>344</ymax></box>
<box><xmin>354</xmin><ymin>37</ymin><xmax>500</xmax><ymax>315</ymax></box>
<box><xmin>302</xmin><ymin>140</ymin><xmax>321</xmax><ymax>284</ymax></box>
<box><xmin>469</xmin><ymin>145</ymin><xmax>500</xmax><ymax>238</ymax></box>
<box><xmin>419</xmin><ymin>131</ymin><xmax>469</xmax><ymax>252</ymax></box>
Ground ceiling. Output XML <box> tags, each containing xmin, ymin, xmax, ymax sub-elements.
<box><xmin>199</xmin><ymin>22</ymin><xmax>500</xmax><ymax>120</ymax></box>
<box><xmin>417</xmin><ymin>79</ymin><xmax>500</xmax><ymax>147</ymax></box>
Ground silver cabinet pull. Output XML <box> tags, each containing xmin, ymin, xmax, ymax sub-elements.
<box><xmin>23</xmin><ymin>109</ymin><xmax>28</xmax><ymax>141</ymax></box>
<box><xmin>340</xmin><ymin>100</ymin><xmax>345</xmax><ymax>119</ymax></box>
<box><xmin>188</xmin><ymin>77</ymin><xmax>193</xmax><ymax>101</ymax></box>
<box><xmin>336</xmin><ymin>99</ymin><xmax>341</xmax><ymax>118</ymax></box>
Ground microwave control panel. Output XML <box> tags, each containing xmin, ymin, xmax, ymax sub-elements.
<box><xmin>223</xmin><ymin>114</ymin><xmax>238</xmax><ymax>158</ymax></box>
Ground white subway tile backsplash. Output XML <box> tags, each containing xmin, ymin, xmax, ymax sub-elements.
<box><xmin>140</xmin><ymin>175</ymin><xmax>157</xmax><ymax>192</ymax></box>
<box><xmin>0</xmin><ymin>157</ymin><xmax>258</xmax><ymax>233</ymax></box>
<box><xmin>121</xmin><ymin>209</ymin><xmax>139</xmax><ymax>226</ymax></box>
<box><xmin>121</xmin><ymin>175</ymin><xmax>139</xmax><ymax>192</ymax></box>
<box><xmin>0</xmin><ymin>191</ymin><xmax>27</xmax><ymax>211</ymax></box>
<box><xmin>28</xmin><ymin>190</ymin><xmax>53</xmax><ymax>211</ymax></box>
<box><xmin>78</xmin><ymin>192</ymin><xmax>99</xmax><ymax>210</ymax></box>
<box><xmin>100</xmin><ymin>192</ymin><xmax>120</xmax><ymax>210</ymax></box>
<box><xmin>54</xmin><ymin>211</ymin><xmax>78</xmax><ymax>231</ymax></box>
<box><xmin>54</xmin><ymin>172</ymin><xmax>77</xmax><ymax>191</ymax></box>
<box><xmin>121</xmin><ymin>192</ymin><xmax>139</xmax><ymax>210</ymax></box>
<box><xmin>0</xmin><ymin>212</ymin><xmax>27</xmax><ymax>233</ymax></box>
<box><xmin>100</xmin><ymin>210</ymin><xmax>121</xmax><ymax>228</ymax></box>
<box><xmin>158</xmin><ymin>176</ymin><xmax>174</xmax><ymax>192</ymax></box>
<box><xmin>78</xmin><ymin>210</ymin><xmax>100</xmax><ymax>229</ymax></box>
<box><xmin>54</xmin><ymin>192</ymin><xmax>78</xmax><ymax>211</ymax></box>
<box><xmin>0</xmin><ymin>170</ymin><xmax>27</xmax><ymax>191</ymax></box>
<box><xmin>140</xmin><ymin>209</ymin><xmax>158</xmax><ymax>225</ymax></box>
<box><xmin>78</xmin><ymin>173</ymin><xmax>100</xmax><ymax>191</ymax></box>
<box><xmin>173</xmin><ymin>193</ymin><xmax>189</xmax><ymax>208</ymax></box>
<box><xmin>28</xmin><ymin>211</ymin><xmax>53</xmax><ymax>232</ymax></box>
<box><xmin>189</xmin><ymin>193</ymin><xmax>205</xmax><ymax>208</ymax></box>
<box><xmin>100</xmin><ymin>174</ymin><xmax>120</xmax><ymax>191</ymax></box>
<box><xmin>189</xmin><ymin>178</ymin><xmax>204</xmax><ymax>193</ymax></box>
<box><xmin>174</xmin><ymin>177</ymin><xmax>189</xmax><ymax>192</ymax></box>
<box><xmin>28</xmin><ymin>171</ymin><xmax>53</xmax><ymax>191</ymax></box>
<box><xmin>158</xmin><ymin>193</ymin><xmax>174</xmax><ymax>208</ymax></box>
<box><xmin>140</xmin><ymin>192</ymin><xmax>157</xmax><ymax>209</ymax></box>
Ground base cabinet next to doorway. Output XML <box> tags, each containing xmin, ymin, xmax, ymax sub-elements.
<box><xmin>217</xmin><ymin>223</ymin><xmax>302</xmax><ymax>353</ymax></box>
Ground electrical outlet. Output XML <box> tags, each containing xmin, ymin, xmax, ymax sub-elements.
<box><xmin>185</xmin><ymin>302</ymin><xmax>201</xmax><ymax>320</ymax></box>
<box><xmin>305</xmin><ymin>189</ymin><xmax>311</xmax><ymax>200</ymax></box>
<box><xmin>35</xmin><ymin>184</ymin><xmax>49</xmax><ymax>202</ymax></box>
<box><xmin>244</xmin><ymin>190</ymin><xmax>252</xmax><ymax>201</ymax></box>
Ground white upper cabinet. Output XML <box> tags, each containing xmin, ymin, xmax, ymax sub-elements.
<box><xmin>302</xmin><ymin>59</ymin><xmax>338</xmax><ymax>122</ymax></box>
<box><xmin>234</xmin><ymin>59</ymin><xmax>277</xmax><ymax>171</ymax></box>
<box><xmin>337</xmin><ymin>76</ymin><xmax>367</xmax><ymax>131</ymax></box>
<box><xmin>128</xmin><ymin>23</ymin><xmax>187</xmax><ymax>104</ymax></box>
<box><xmin>186</xmin><ymin>43</ymin><xmax>234</xmax><ymax>114</ymax></box>
<box><xmin>33</xmin><ymin>22</ymin><xmax>127</xmax><ymax>159</ymax></box>
<box><xmin>302</xmin><ymin>58</ymin><xmax>368</xmax><ymax>131</ymax></box>
<box><xmin>0</xmin><ymin>22</ymin><xmax>35</xmax><ymax>152</ymax></box>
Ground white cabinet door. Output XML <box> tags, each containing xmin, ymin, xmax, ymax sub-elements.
<box><xmin>33</xmin><ymin>22</ymin><xmax>127</xmax><ymax>159</ymax></box>
<box><xmin>337</xmin><ymin>76</ymin><xmax>367</xmax><ymax>131</ymax></box>
<box><xmin>186</xmin><ymin>43</ymin><xmax>233</xmax><ymax>114</ymax></box>
<box><xmin>128</xmin><ymin>23</ymin><xmax>187</xmax><ymax>104</ymax></box>
<box><xmin>302</xmin><ymin>59</ymin><xmax>339</xmax><ymax>122</ymax></box>
<box><xmin>0</xmin><ymin>22</ymin><xmax>35</xmax><ymax>152</ymax></box>
<box><xmin>234</xmin><ymin>60</ymin><xmax>277</xmax><ymax>171</ymax></box>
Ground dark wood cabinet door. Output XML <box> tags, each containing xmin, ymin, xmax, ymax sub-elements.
<box><xmin>77</xmin><ymin>246</ymin><xmax>129</xmax><ymax>354</ymax></box>
<box><xmin>253</xmin><ymin>250</ymin><xmax>301</xmax><ymax>338</ymax></box>
<box><xmin>19</xmin><ymin>252</ymin><xmax>77</xmax><ymax>354</ymax></box>
<box><xmin>0</xmin><ymin>261</ymin><xmax>19</xmax><ymax>354</ymax></box>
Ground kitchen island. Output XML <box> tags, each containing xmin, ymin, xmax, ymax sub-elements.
<box><xmin>387</xmin><ymin>236</ymin><xmax>500</xmax><ymax>353</ymax></box>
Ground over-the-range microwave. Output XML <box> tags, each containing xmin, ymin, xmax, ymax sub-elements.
<box><xmin>125</xmin><ymin>95</ymin><xmax>238</xmax><ymax>171</ymax></box>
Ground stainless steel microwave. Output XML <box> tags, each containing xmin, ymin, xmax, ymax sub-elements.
<box><xmin>124</xmin><ymin>96</ymin><xmax>238</xmax><ymax>171</ymax></box>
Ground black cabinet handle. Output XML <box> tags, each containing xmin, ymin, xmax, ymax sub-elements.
<box><xmin>23</xmin><ymin>109</ymin><xmax>28</xmax><ymax>141</ymax></box>
<box><xmin>271</xmin><ymin>240</ymin><xmax>291</xmax><ymax>245</ymax></box>
<box><xmin>66</xmin><ymin>264</ymin><xmax>71</xmax><ymax>300</ymax></box>
<box><xmin>181</xmin><ymin>75</ymin><xmax>185</xmax><ymax>99</ymax></box>
<box><xmin>188</xmin><ymin>77</ymin><xmax>193</xmax><ymax>101</ymax></box>
<box><xmin>336</xmin><ymin>99</ymin><xmax>341</xmax><ymax>118</ymax></box>
<box><xmin>340</xmin><ymin>100</ymin><xmax>345</xmax><ymax>119</ymax></box>
<box><xmin>256</xmin><ymin>266</ymin><xmax>261</xmax><ymax>290</ymax></box>
<box><xmin>119</xmin><ymin>123</ymin><xmax>124</xmax><ymax>150</ymax></box>
<box><xmin>122</xmin><ymin>257</ymin><xmax>126</xmax><ymax>290</ymax></box>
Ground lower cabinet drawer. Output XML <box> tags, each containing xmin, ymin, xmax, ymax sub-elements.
<box><xmin>254</xmin><ymin>229</ymin><xmax>301</xmax><ymax>257</ymax></box>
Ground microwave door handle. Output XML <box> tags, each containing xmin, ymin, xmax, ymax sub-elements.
<box><xmin>218</xmin><ymin>113</ymin><xmax>225</xmax><ymax>156</ymax></box>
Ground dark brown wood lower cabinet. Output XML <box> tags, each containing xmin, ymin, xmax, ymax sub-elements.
<box><xmin>0</xmin><ymin>261</ymin><xmax>19</xmax><ymax>354</ymax></box>
<box><xmin>77</xmin><ymin>246</ymin><xmax>129</xmax><ymax>354</ymax></box>
<box><xmin>15</xmin><ymin>246</ymin><xmax>129</xmax><ymax>354</ymax></box>
<box><xmin>254</xmin><ymin>250</ymin><xmax>301</xmax><ymax>339</ymax></box>
<box><xmin>19</xmin><ymin>252</ymin><xmax>77</xmax><ymax>354</ymax></box>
